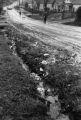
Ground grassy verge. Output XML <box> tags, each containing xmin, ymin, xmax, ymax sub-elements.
<box><xmin>0</xmin><ymin>29</ymin><xmax>52</xmax><ymax>120</ymax></box>
<box><xmin>6</xmin><ymin>24</ymin><xmax>81</xmax><ymax>120</ymax></box>
<box><xmin>23</xmin><ymin>8</ymin><xmax>75</xmax><ymax>23</ymax></box>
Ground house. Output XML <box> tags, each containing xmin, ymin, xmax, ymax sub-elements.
<box><xmin>64</xmin><ymin>0</ymin><xmax>73</xmax><ymax>11</ymax></box>
<box><xmin>24</xmin><ymin>0</ymin><xmax>81</xmax><ymax>12</ymax></box>
<box><xmin>24</xmin><ymin>0</ymin><xmax>62</xmax><ymax>11</ymax></box>
<box><xmin>39</xmin><ymin>0</ymin><xmax>55</xmax><ymax>11</ymax></box>
<box><xmin>39</xmin><ymin>0</ymin><xmax>73</xmax><ymax>12</ymax></box>
<box><xmin>71</xmin><ymin>0</ymin><xmax>81</xmax><ymax>11</ymax></box>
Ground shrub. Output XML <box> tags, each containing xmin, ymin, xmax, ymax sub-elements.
<box><xmin>44</xmin><ymin>62</ymin><xmax>81</xmax><ymax>119</ymax></box>
<box><xmin>76</xmin><ymin>7</ymin><xmax>81</xmax><ymax>21</ymax></box>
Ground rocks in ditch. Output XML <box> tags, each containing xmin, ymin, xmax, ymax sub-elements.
<box><xmin>44</xmin><ymin>53</ymin><xmax>49</xmax><ymax>57</ymax></box>
<box><xmin>40</xmin><ymin>68</ymin><xmax>44</xmax><ymax>72</ymax></box>
<box><xmin>30</xmin><ymin>73</ymin><xmax>41</xmax><ymax>81</ymax></box>
<box><xmin>41</xmin><ymin>60</ymin><xmax>48</xmax><ymax>65</ymax></box>
<box><xmin>56</xmin><ymin>114</ymin><xmax>70</xmax><ymax>120</ymax></box>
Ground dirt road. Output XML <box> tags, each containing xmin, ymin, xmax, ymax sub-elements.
<box><xmin>6</xmin><ymin>9</ymin><xmax>81</xmax><ymax>56</ymax></box>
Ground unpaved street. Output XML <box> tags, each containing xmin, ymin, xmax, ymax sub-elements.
<box><xmin>6</xmin><ymin>9</ymin><xmax>81</xmax><ymax>55</ymax></box>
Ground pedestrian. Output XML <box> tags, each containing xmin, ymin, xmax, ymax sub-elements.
<box><xmin>19</xmin><ymin>11</ymin><xmax>21</xmax><ymax>16</ymax></box>
<box><xmin>44</xmin><ymin>15</ymin><xmax>47</xmax><ymax>24</ymax></box>
<box><xmin>43</xmin><ymin>11</ymin><xmax>47</xmax><ymax>24</ymax></box>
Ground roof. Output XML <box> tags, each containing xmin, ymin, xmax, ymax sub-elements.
<box><xmin>71</xmin><ymin>0</ymin><xmax>81</xmax><ymax>5</ymax></box>
<box><xmin>25</xmin><ymin>0</ymin><xmax>64</xmax><ymax>4</ymax></box>
<box><xmin>25</xmin><ymin>0</ymin><xmax>81</xmax><ymax>5</ymax></box>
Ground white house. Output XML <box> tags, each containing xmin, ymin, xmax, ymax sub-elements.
<box><xmin>71</xmin><ymin>0</ymin><xmax>81</xmax><ymax>11</ymax></box>
<box><xmin>24</xmin><ymin>0</ymin><xmax>81</xmax><ymax>12</ymax></box>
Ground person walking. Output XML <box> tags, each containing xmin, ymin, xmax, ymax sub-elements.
<box><xmin>19</xmin><ymin>11</ymin><xmax>21</xmax><ymax>16</ymax></box>
<box><xmin>43</xmin><ymin>11</ymin><xmax>47</xmax><ymax>24</ymax></box>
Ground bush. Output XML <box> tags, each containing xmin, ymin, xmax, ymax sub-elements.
<box><xmin>76</xmin><ymin>7</ymin><xmax>81</xmax><ymax>21</ymax></box>
<box><xmin>44</xmin><ymin>61</ymin><xmax>81</xmax><ymax>119</ymax></box>
<box><xmin>0</xmin><ymin>6</ymin><xmax>2</xmax><ymax>14</ymax></box>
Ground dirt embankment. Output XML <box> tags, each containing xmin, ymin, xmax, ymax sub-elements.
<box><xmin>5</xmin><ymin>24</ymin><xmax>81</xmax><ymax>120</ymax></box>
<box><xmin>0</xmin><ymin>26</ymin><xmax>54</xmax><ymax>120</ymax></box>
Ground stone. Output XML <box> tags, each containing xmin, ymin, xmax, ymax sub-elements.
<box><xmin>56</xmin><ymin>114</ymin><xmax>70</xmax><ymax>120</ymax></box>
<box><xmin>48</xmin><ymin>102</ymin><xmax>61</xmax><ymax>119</ymax></box>
<box><xmin>41</xmin><ymin>60</ymin><xmax>47</xmax><ymax>65</ymax></box>
<box><xmin>44</xmin><ymin>53</ymin><xmax>49</xmax><ymax>56</ymax></box>
<box><xmin>40</xmin><ymin>67</ymin><xmax>44</xmax><ymax>72</ymax></box>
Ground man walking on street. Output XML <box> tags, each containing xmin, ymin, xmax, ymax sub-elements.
<box><xmin>19</xmin><ymin>11</ymin><xmax>21</xmax><ymax>16</ymax></box>
<box><xmin>43</xmin><ymin>10</ymin><xmax>48</xmax><ymax>24</ymax></box>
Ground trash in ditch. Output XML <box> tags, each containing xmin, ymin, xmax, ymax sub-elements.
<box><xmin>40</xmin><ymin>68</ymin><xmax>44</xmax><ymax>72</ymax></box>
<box><xmin>44</xmin><ymin>53</ymin><xmax>49</xmax><ymax>57</ymax></box>
<box><xmin>30</xmin><ymin>73</ymin><xmax>41</xmax><ymax>81</ymax></box>
<box><xmin>41</xmin><ymin>60</ymin><xmax>48</xmax><ymax>65</ymax></box>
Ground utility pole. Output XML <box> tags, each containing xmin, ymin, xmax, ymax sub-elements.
<box><xmin>19</xmin><ymin>0</ymin><xmax>20</xmax><ymax>7</ymax></box>
<box><xmin>62</xmin><ymin>0</ymin><xmax>65</xmax><ymax>19</ymax></box>
<box><xmin>32</xmin><ymin>0</ymin><xmax>33</xmax><ymax>15</ymax></box>
<box><xmin>19</xmin><ymin>0</ymin><xmax>21</xmax><ymax>15</ymax></box>
<box><xmin>0</xmin><ymin>0</ymin><xmax>3</xmax><ymax>14</ymax></box>
<box><xmin>22</xmin><ymin>0</ymin><xmax>23</xmax><ymax>5</ymax></box>
<box><xmin>43</xmin><ymin>0</ymin><xmax>49</xmax><ymax>24</ymax></box>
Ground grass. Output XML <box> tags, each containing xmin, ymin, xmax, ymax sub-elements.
<box><xmin>23</xmin><ymin>8</ymin><xmax>75</xmax><ymax>23</ymax></box>
<box><xmin>64</xmin><ymin>20</ymin><xmax>81</xmax><ymax>27</ymax></box>
<box><xmin>0</xmin><ymin>28</ymin><xmax>52</xmax><ymax>120</ymax></box>
<box><xmin>6</xmin><ymin>24</ymin><xmax>81</xmax><ymax>120</ymax></box>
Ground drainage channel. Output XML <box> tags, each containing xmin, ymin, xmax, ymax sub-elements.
<box><xmin>5</xmin><ymin>22</ymin><xmax>77</xmax><ymax>120</ymax></box>
<box><xmin>6</xmin><ymin>28</ymin><xmax>54</xmax><ymax>100</ymax></box>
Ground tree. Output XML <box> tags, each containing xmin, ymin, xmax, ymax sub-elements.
<box><xmin>43</xmin><ymin>0</ymin><xmax>49</xmax><ymax>23</ymax></box>
<box><xmin>61</xmin><ymin>1</ymin><xmax>65</xmax><ymax>19</ymax></box>
<box><xmin>44</xmin><ymin>0</ymin><xmax>49</xmax><ymax>11</ymax></box>
<box><xmin>43</xmin><ymin>62</ymin><xmax>81</xmax><ymax>119</ymax></box>
<box><xmin>25</xmin><ymin>2</ymin><xmax>28</xmax><ymax>10</ymax></box>
<box><xmin>76</xmin><ymin>7</ymin><xmax>81</xmax><ymax>22</ymax></box>
<box><xmin>0</xmin><ymin>0</ymin><xmax>3</xmax><ymax>14</ymax></box>
<box><xmin>35</xmin><ymin>0</ymin><xmax>40</xmax><ymax>11</ymax></box>
<box><xmin>52</xmin><ymin>0</ymin><xmax>56</xmax><ymax>10</ymax></box>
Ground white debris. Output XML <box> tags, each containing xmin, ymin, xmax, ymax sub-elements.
<box><xmin>60</xmin><ymin>54</ymin><xmax>65</xmax><ymax>58</ymax></box>
<box><xmin>32</xmin><ymin>42</ymin><xmax>38</xmax><ymax>47</ymax></box>
<box><xmin>44</xmin><ymin>53</ymin><xmax>49</xmax><ymax>56</ymax></box>
<box><xmin>75</xmin><ymin>54</ymin><xmax>81</xmax><ymax>63</ymax></box>
<box><xmin>37</xmin><ymin>87</ymin><xmax>45</xmax><ymax>98</ymax></box>
<box><xmin>40</xmin><ymin>67</ymin><xmax>44</xmax><ymax>72</ymax></box>
<box><xmin>46</xmin><ymin>95</ymin><xmax>58</xmax><ymax>104</ymax></box>
<box><xmin>45</xmin><ymin>71</ymin><xmax>49</xmax><ymax>76</ymax></box>
<box><xmin>30</xmin><ymin>73</ymin><xmax>41</xmax><ymax>81</ymax></box>
<box><xmin>37</xmin><ymin>82</ymin><xmax>45</xmax><ymax>97</ymax></box>
<box><xmin>41</xmin><ymin>60</ymin><xmax>48</xmax><ymax>65</ymax></box>
<box><xmin>36</xmin><ymin>75</ymin><xmax>41</xmax><ymax>81</ymax></box>
<box><xmin>39</xmin><ymin>82</ymin><xmax>43</xmax><ymax>87</ymax></box>
<box><xmin>9</xmin><ymin>45</ymin><xmax>13</xmax><ymax>49</ymax></box>
<box><xmin>68</xmin><ymin>84</ymin><xmax>71</xmax><ymax>87</ymax></box>
<box><xmin>47</xmin><ymin>56</ymin><xmax>56</xmax><ymax>64</ymax></box>
<box><xmin>22</xmin><ymin>64</ymin><xmax>28</xmax><ymax>71</ymax></box>
<box><xmin>51</xmin><ymin>58</ymin><xmax>56</xmax><ymax>63</ymax></box>
<box><xmin>47</xmin><ymin>88</ymin><xmax>51</xmax><ymax>92</ymax></box>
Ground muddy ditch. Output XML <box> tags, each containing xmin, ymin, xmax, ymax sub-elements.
<box><xmin>4</xmin><ymin>25</ymin><xmax>81</xmax><ymax>120</ymax></box>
